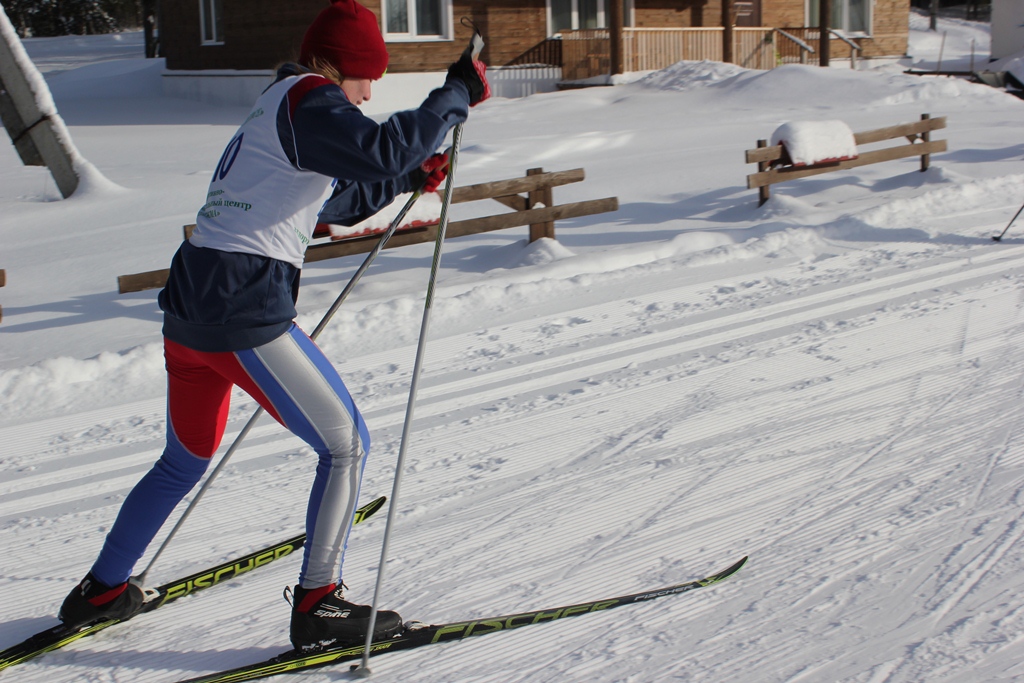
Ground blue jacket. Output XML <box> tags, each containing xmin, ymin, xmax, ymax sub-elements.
<box><xmin>159</xmin><ymin>65</ymin><xmax>471</xmax><ymax>352</ymax></box>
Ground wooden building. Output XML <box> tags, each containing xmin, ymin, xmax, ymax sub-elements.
<box><xmin>159</xmin><ymin>0</ymin><xmax>910</xmax><ymax>98</ymax></box>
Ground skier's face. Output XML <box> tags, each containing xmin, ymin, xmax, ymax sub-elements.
<box><xmin>340</xmin><ymin>78</ymin><xmax>372</xmax><ymax>106</ymax></box>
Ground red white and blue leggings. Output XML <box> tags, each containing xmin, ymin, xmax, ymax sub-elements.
<box><xmin>91</xmin><ymin>324</ymin><xmax>369</xmax><ymax>589</ymax></box>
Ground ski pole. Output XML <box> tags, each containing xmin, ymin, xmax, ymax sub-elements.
<box><xmin>353</xmin><ymin>123</ymin><xmax>464</xmax><ymax>677</ymax></box>
<box><xmin>133</xmin><ymin>185</ymin><xmax>432</xmax><ymax>587</ymax></box>
<box><xmin>354</xmin><ymin>27</ymin><xmax>483</xmax><ymax>676</ymax></box>
<box><xmin>992</xmin><ymin>199</ymin><xmax>1024</xmax><ymax>242</ymax></box>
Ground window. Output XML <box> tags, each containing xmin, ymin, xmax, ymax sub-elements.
<box><xmin>383</xmin><ymin>0</ymin><xmax>451</xmax><ymax>39</ymax></box>
<box><xmin>549</xmin><ymin>0</ymin><xmax>633</xmax><ymax>34</ymax></box>
<box><xmin>807</xmin><ymin>0</ymin><xmax>870</xmax><ymax>36</ymax></box>
<box><xmin>199</xmin><ymin>0</ymin><xmax>224</xmax><ymax>44</ymax></box>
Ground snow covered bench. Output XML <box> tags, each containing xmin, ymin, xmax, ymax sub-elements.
<box><xmin>745</xmin><ymin>114</ymin><xmax>947</xmax><ymax>206</ymax></box>
<box><xmin>116</xmin><ymin>168</ymin><xmax>618</xmax><ymax>294</ymax></box>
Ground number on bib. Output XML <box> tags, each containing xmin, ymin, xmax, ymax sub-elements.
<box><xmin>214</xmin><ymin>133</ymin><xmax>244</xmax><ymax>181</ymax></box>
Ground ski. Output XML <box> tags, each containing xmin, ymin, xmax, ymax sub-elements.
<box><xmin>177</xmin><ymin>555</ymin><xmax>748</xmax><ymax>683</ymax></box>
<box><xmin>0</xmin><ymin>495</ymin><xmax>387</xmax><ymax>672</ymax></box>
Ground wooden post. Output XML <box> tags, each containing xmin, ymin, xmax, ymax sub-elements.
<box><xmin>920</xmin><ymin>113</ymin><xmax>931</xmax><ymax>172</ymax></box>
<box><xmin>0</xmin><ymin>7</ymin><xmax>80</xmax><ymax>198</ymax></box>
<box><xmin>142</xmin><ymin>0</ymin><xmax>158</xmax><ymax>58</ymax></box>
<box><xmin>722</xmin><ymin>0</ymin><xmax>734</xmax><ymax>64</ymax></box>
<box><xmin>0</xmin><ymin>82</ymin><xmax>43</xmax><ymax>166</ymax></box>
<box><xmin>757</xmin><ymin>139</ymin><xmax>770</xmax><ymax>206</ymax></box>
<box><xmin>818</xmin><ymin>0</ymin><xmax>830</xmax><ymax>67</ymax></box>
<box><xmin>609</xmin><ymin>0</ymin><xmax>624</xmax><ymax>75</ymax></box>
<box><xmin>527</xmin><ymin>168</ymin><xmax>555</xmax><ymax>242</ymax></box>
<box><xmin>818</xmin><ymin>4</ymin><xmax>831</xmax><ymax>67</ymax></box>
<box><xmin>0</xmin><ymin>268</ymin><xmax>5</xmax><ymax>323</ymax></box>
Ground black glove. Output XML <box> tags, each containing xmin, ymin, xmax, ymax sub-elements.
<box><xmin>447</xmin><ymin>54</ymin><xmax>491</xmax><ymax>107</ymax></box>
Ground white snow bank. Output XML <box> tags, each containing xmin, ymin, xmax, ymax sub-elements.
<box><xmin>771</xmin><ymin>120</ymin><xmax>858</xmax><ymax>166</ymax></box>
<box><xmin>716</xmin><ymin>63</ymin><xmax>1006</xmax><ymax>109</ymax></box>
<box><xmin>637</xmin><ymin>60</ymin><xmax>747</xmax><ymax>91</ymax></box>
<box><xmin>987</xmin><ymin>50</ymin><xmax>1024</xmax><ymax>84</ymax></box>
<box><xmin>851</xmin><ymin>173</ymin><xmax>1024</xmax><ymax>233</ymax></box>
<box><xmin>0</xmin><ymin>344</ymin><xmax>165</xmax><ymax>427</ymax></box>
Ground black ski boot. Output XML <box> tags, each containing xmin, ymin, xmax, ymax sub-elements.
<box><xmin>59</xmin><ymin>572</ymin><xmax>145</xmax><ymax>629</ymax></box>
<box><xmin>288</xmin><ymin>583</ymin><xmax>403</xmax><ymax>651</ymax></box>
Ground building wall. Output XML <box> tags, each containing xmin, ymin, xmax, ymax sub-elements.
<box><xmin>382</xmin><ymin>0</ymin><xmax>556</xmax><ymax>71</ymax></box>
<box><xmin>633</xmin><ymin>0</ymin><xmax>720</xmax><ymax>28</ymax></box>
<box><xmin>761</xmin><ymin>0</ymin><xmax>803</xmax><ymax>26</ymax></box>
<box><xmin>865</xmin><ymin>0</ymin><xmax>909</xmax><ymax>58</ymax></box>
<box><xmin>162</xmin><ymin>0</ymin><xmax>322</xmax><ymax>70</ymax></box>
<box><xmin>162</xmin><ymin>0</ymin><xmax>559</xmax><ymax>73</ymax></box>
<box><xmin>992</xmin><ymin>0</ymin><xmax>1024</xmax><ymax>59</ymax></box>
<box><xmin>763</xmin><ymin>0</ymin><xmax>909</xmax><ymax>59</ymax></box>
<box><xmin>160</xmin><ymin>0</ymin><xmax>908</xmax><ymax>74</ymax></box>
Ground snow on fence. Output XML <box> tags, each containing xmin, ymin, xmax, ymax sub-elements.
<box><xmin>116</xmin><ymin>169</ymin><xmax>619</xmax><ymax>294</ymax></box>
<box><xmin>745</xmin><ymin>114</ymin><xmax>947</xmax><ymax>205</ymax></box>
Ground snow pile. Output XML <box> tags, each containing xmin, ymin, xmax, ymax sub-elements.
<box><xmin>637</xmin><ymin>59</ymin><xmax>746</xmax><ymax>91</ymax></box>
<box><xmin>770</xmin><ymin>120</ymin><xmax>858</xmax><ymax>166</ymax></box>
<box><xmin>852</xmin><ymin>173</ymin><xmax>1024</xmax><ymax>232</ymax></box>
<box><xmin>0</xmin><ymin>344</ymin><xmax>165</xmax><ymax>426</ymax></box>
<box><xmin>326</xmin><ymin>190</ymin><xmax>443</xmax><ymax>239</ymax></box>
<box><xmin>986</xmin><ymin>50</ymin><xmax>1024</xmax><ymax>85</ymax></box>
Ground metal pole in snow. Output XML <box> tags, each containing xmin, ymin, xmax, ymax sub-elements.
<box><xmin>352</xmin><ymin>26</ymin><xmax>484</xmax><ymax>674</ymax></box>
<box><xmin>351</xmin><ymin>121</ymin><xmax>465</xmax><ymax>678</ymax></box>
<box><xmin>992</xmin><ymin>200</ymin><xmax>1024</xmax><ymax>242</ymax></box>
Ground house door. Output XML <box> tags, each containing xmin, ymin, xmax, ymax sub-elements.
<box><xmin>733</xmin><ymin>0</ymin><xmax>762</xmax><ymax>26</ymax></box>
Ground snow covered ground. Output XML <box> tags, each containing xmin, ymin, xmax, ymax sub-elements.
<box><xmin>3</xmin><ymin>11</ymin><xmax>1024</xmax><ymax>683</ymax></box>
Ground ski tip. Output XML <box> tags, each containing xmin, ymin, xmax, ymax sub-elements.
<box><xmin>701</xmin><ymin>556</ymin><xmax>748</xmax><ymax>586</ymax></box>
<box><xmin>354</xmin><ymin>496</ymin><xmax>387</xmax><ymax>524</ymax></box>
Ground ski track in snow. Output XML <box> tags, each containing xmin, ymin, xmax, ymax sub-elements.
<box><xmin>4</xmin><ymin>235</ymin><xmax>1024</xmax><ymax>682</ymax></box>
<box><xmin>5</xmin><ymin>16</ymin><xmax>1024</xmax><ymax>682</ymax></box>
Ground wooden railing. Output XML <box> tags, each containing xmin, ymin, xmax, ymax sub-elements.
<box><xmin>775</xmin><ymin>27</ymin><xmax>862</xmax><ymax>67</ymax></box>
<box><xmin>117</xmin><ymin>169</ymin><xmax>619</xmax><ymax>294</ymax></box>
<box><xmin>745</xmin><ymin>114</ymin><xmax>947</xmax><ymax>205</ymax></box>
<box><xmin>562</xmin><ymin>27</ymin><xmax>777</xmax><ymax>80</ymax></box>
<box><xmin>775</xmin><ymin>29</ymin><xmax>815</xmax><ymax>64</ymax></box>
<box><xmin>561</xmin><ymin>29</ymin><xmax>611</xmax><ymax>81</ymax></box>
<box><xmin>733</xmin><ymin>28</ymin><xmax>775</xmax><ymax>70</ymax></box>
<box><xmin>623</xmin><ymin>28</ymin><xmax>722</xmax><ymax>71</ymax></box>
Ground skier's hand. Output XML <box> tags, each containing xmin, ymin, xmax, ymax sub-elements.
<box><xmin>421</xmin><ymin>153</ymin><xmax>449</xmax><ymax>192</ymax></box>
<box><xmin>409</xmin><ymin>153</ymin><xmax>449</xmax><ymax>193</ymax></box>
<box><xmin>447</xmin><ymin>54</ymin><xmax>490</xmax><ymax>106</ymax></box>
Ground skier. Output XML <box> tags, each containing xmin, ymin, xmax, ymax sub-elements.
<box><xmin>57</xmin><ymin>0</ymin><xmax>489</xmax><ymax>652</ymax></box>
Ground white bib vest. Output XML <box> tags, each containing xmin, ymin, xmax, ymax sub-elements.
<box><xmin>189</xmin><ymin>75</ymin><xmax>335</xmax><ymax>269</ymax></box>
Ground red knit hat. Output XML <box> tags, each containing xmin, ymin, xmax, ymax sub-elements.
<box><xmin>300</xmin><ymin>0</ymin><xmax>389</xmax><ymax>80</ymax></box>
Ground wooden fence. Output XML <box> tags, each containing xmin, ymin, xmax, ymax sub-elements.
<box><xmin>745</xmin><ymin>114</ymin><xmax>948</xmax><ymax>205</ymax></box>
<box><xmin>775</xmin><ymin>27</ymin><xmax>862</xmax><ymax>67</ymax></box>
<box><xmin>117</xmin><ymin>168</ymin><xmax>618</xmax><ymax>294</ymax></box>
<box><xmin>562</xmin><ymin>27</ymin><xmax>776</xmax><ymax>80</ymax></box>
